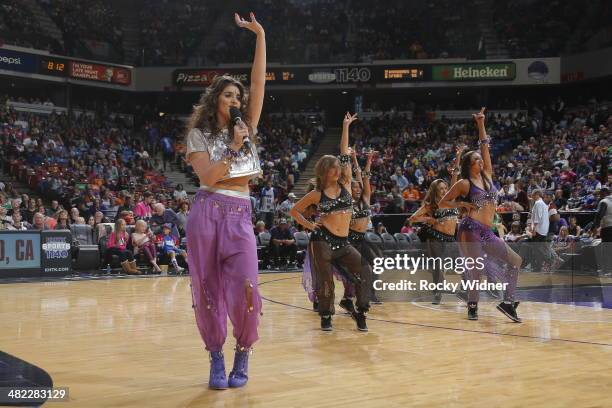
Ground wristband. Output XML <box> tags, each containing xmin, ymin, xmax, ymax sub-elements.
<box><xmin>478</xmin><ymin>136</ymin><xmax>491</xmax><ymax>147</ymax></box>
<box><xmin>338</xmin><ymin>154</ymin><xmax>351</xmax><ymax>167</ymax></box>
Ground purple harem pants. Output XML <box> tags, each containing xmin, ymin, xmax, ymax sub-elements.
<box><xmin>186</xmin><ymin>188</ymin><xmax>262</xmax><ymax>352</ymax></box>
<box><xmin>457</xmin><ymin>216</ymin><xmax>519</xmax><ymax>303</ymax></box>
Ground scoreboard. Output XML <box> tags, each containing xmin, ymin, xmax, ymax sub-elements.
<box><xmin>39</xmin><ymin>57</ymin><xmax>69</xmax><ymax>77</ymax></box>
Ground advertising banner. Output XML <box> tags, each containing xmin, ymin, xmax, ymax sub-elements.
<box><xmin>40</xmin><ymin>230</ymin><xmax>72</xmax><ymax>275</ymax></box>
<box><xmin>0</xmin><ymin>231</ymin><xmax>41</xmax><ymax>276</ymax></box>
<box><xmin>432</xmin><ymin>63</ymin><xmax>516</xmax><ymax>81</ymax></box>
<box><xmin>173</xmin><ymin>65</ymin><xmax>429</xmax><ymax>88</ymax></box>
<box><xmin>0</xmin><ymin>48</ymin><xmax>37</xmax><ymax>73</ymax></box>
<box><xmin>70</xmin><ymin>61</ymin><xmax>131</xmax><ymax>85</ymax></box>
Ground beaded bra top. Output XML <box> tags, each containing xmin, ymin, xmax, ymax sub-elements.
<box><xmin>352</xmin><ymin>199</ymin><xmax>371</xmax><ymax>220</ymax></box>
<box><xmin>433</xmin><ymin>207</ymin><xmax>459</xmax><ymax>221</ymax></box>
<box><xmin>185</xmin><ymin>127</ymin><xmax>262</xmax><ymax>181</ymax></box>
<box><xmin>467</xmin><ymin>178</ymin><xmax>498</xmax><ymax>208</ymax></box>
<box><xmin>319</xmin><ymin>184</ymin><xmax>353</xmax><ymax>216</ymax></box>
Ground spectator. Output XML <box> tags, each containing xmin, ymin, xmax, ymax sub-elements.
<box><xmin>106</xmin><ymin>218</ymin><xmax>138</xmax><ymax>274</ymax></box>
<box><xmin>278</xmin><ymin>193</ymin><xmax>296</xmax><ymax>218</ymax></box>
<box><xmin>567</xmin><ymin>216</ymin><xmax>582</xmax><ymax>237</ymax></box>
<box><xmin>269</xmin><ymin>219</ymin><xmax>297</xmax><ymax>268</ymax></box>
<box><xmin>175</xmin><ymin>202</ymin><xmax>190</xmax><ymax>235</ymax></box>
<box><xmin>55</xmin><ymin>210</ymin><xmax>70</xmax><ymax>230</ymax></box>
<box><xmin>173</xmin><ymin>184</ymin><xmax>188</xmax><ymax>201</ymax></box>
<box><xmin>150</xmin><ymin>203</ymin><xmax>180</xmax><ymax>238</ymax></box>
<box><xmin>133</xmin><ymin>192</ymin><xmax>154</xmax><ymax>220</ymax></box>
<box><xmin>131</xmin><ymin>219</ymin><xmax>162</xmax><ymax>273</ymax></box>
<box><xmin>400</xmin><ymin>218</ymin><xmax>415</xmax><ymax>234</ymax></box>
<box><xmin>28</xmin><ymin>212</ymin><xmax>49</xmax><ymax>231</ymax></box>
<box><xmin>254</xmin><ymin>220</ymin><xmax>267</xmax><ymax>236</ymax></box>
<box><xmin>156</xmin><ymin>223</ymin><xmax>186</xmax><ymax>274</ymax></box>
<box><xmin>7</xmin><ymin>211</ymin><xmax>29</xmax><ymax>230</ymax></box>
<box><xmin>505</xmin><ymin>221</ymin><xmax>529</xmax><ymax>243</ymax></box>
<box><xmin>391</xmin><ymin>167</ymin><xmax>409</xmax><ymax>191</ymax></box>
<box><xmin>259</xmin><ymin>180</ymin><xmax>276</xmax><ymax>229</ymax></box>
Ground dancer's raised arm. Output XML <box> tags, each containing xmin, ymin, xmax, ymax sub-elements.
<box><xmin>339</xmin><ymin>112</ymin><xmax>358</xmax><ymax>187</ymax></box>
<box><xmin>438</xmin><ymin>180</ymin><xmax>476</xmax><ymax>211</ymax></box>
<box><xmin>473</xmin><ymin>107</ymin><xmax>492</xmax><ymax>177</ymax></box>
<box><xmin>449</xmin><ymin>144</ymin><xmax>466</xmax><ymax>186</ymax></box>
<box><xmin>361</xmin><ymin>149</ymin><xmax>374</xmax><ymax>204</ymax></box>
<box><xmin>235</xmin><ymin>12</ymin><xmax>266</xmax><ymax>129</ymax></box>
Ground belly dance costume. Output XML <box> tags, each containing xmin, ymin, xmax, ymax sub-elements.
<box><xmin>309</xmin><ymin>183</ymin><xmax>371</xmax><ymax>317</ymax></box>
<box><xmin>345</xmin><ymin>199</ymin><xmax>379</xmax><ymax>301</ymax></box>
<box><xmin>457</xmin><ymin>179</ymin><xmax>519</xmax><ymax>304</ymax></box>
<box><xmin>422</xmin><ymin>207</ymin><xmax>459</xmax><ymax>302</ymax></box>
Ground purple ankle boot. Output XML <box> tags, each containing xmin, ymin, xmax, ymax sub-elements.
<box><xmin>208</xmin><ymin>351</ymin><xmax>228</xmax><ymax>390</ymax></box>
<box><xmin>228</xmin><ymin>346</ymin><xmax>251</xmax><ymax>388</ymax></box>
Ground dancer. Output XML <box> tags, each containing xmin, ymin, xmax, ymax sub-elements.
<box><xmin>408</xmin><ymin>145</ymin><xmax>464</xmax><ymax>304</ymax></box>
<box><xmin>342</xmin><ymin>148</ymin><xmax>383</xmax><ymax>311</ymax></box>
<box><xmin>439</xmin><ymin>108</ymin><xmax>522</xmax><ymax>322</ymax></box>
<box><xmin>184</xmin><ymin>12</ymin><xmax>265</xmax><ymax>389</ymax></box>
<box><xmin>290</xmin><ymin>113</ymin><xmax>371</xmax><ymax>332</ymax></box>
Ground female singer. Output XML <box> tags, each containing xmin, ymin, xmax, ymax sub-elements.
<box><xmin>290</xmin><ymin>113</ymin><xmax>371</xmax><ymax>332</ymax></box>
<box><xmin>439</xmin><ymin>108</ymin><xmax>522</xmax><ymax>322</ymax></box>
<box><xmin>184</xmin><ymin>12</ymin><xmax>265</xmax><ymax>389</ymax></box>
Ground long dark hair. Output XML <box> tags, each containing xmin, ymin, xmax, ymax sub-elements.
<box><xmin>186</xmin><ymin>75</ymin><xmax>249</xmax><ymax>136</ymax></box>
<box><xmin>460</xmin><ymin>150</ymin><xmax>492</xmax><ymax>191</ymax></box>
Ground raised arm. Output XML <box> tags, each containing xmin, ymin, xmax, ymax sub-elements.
<box><xmin>339</xmin><ymin>113</ymin><xmax>358</xmax><ymax>187</ymax></box>
<box><xmin>438</xmin><ymin>179</ymin><xmax>476</xmax><ymax>210</ymax></box>
<box><xmin>361</xmin><ymin>149</ymin><xmax>374</xmax><ymax>203</ymax></box>
<box><xmin>235</xmin><ymin>12</ymin><xmax>266</xmax><ymax>130</ymax></box>
<box><xmin>289</xmin><ymin>190</ymin><xmax>322</xmax><ymax>231</ymax></box>
<box><xmin>351</xmin><ymin>146</ymin><xmax>362</xmax><ymax>185</ymax></box>
<box><xmin>449</xmin><ymin>144</ymin><xmax>466</xmax><ymax>186</ymax></box>
<box><xmin>473</xmin><ymin>108</ymin><xmax>493</xmax><ymax>177</ymax></box>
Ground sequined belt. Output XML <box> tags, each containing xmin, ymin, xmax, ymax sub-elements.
<box><xmin>348</xmin><ymin>229</ymin><xmax>365</xmax><ymax>245</ymax></box>
<box><xmin>422</xmin><ymin>225</ymin><xmax>456</xmax><ymax>242</ymax></box>
<box><xmin>311</xmin><ymin>227</ymin><xmax>350</xmax><ymax>251</ymax></box>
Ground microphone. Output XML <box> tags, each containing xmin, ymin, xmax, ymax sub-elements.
<box><xmin>229</xmin><ymin>106</ymin><xmax>250</xmax><ymax>150</ymax></box>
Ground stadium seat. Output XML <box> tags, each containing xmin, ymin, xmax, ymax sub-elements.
<box><xmin>380</xmin><ymin>232</ymin><xmax>398</xmax><ymax>255</ymax></box>
<box><xmin>294</xmin><ymin>231</ymin><xmax>310</xmax><ymax>266</ymax></box>
<box><xmin>71</xmin><ymin>225</ymin><xmax>100</xmax><ymax>271</ymax></box>
<box><xmin>294</xmin><ymin>231</ymin><xmax>309</xmax><ymax>249</ymax></box>
<box><xmin>257</xmin><ymin>232</ymin><xmax>272</xmax><ymax>269</ymax></box>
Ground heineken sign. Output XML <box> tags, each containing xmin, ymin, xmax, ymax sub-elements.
<box><xmin>432</xmin><ymin>63</ymin><xmax>516</xmax><ymax>81</ymax></box>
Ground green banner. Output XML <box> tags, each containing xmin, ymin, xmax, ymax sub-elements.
<box><xmin>432</xmin><ymin>63</ymin><xmax>516</xmax><ymax>81</ymax></box>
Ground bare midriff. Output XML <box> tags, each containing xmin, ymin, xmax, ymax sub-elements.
<box><xmin>195</xmin><ymin>170</ymin><xmax>252</xmax><ymax>193</ymax></box>
<box><xmin>432</xmin><ymin>218</ymin><xmax>458</xmax><ymax>236</ymax></box>
<box><xmin>349</xmin><ymin>218</ymin><xmax>369</xmax><ymax>233</ymax></box>
<box><xmin>467</xmin><ymin>204</ymin><xmax>496</xmax><ymax>228</ymax></box>
<box><xmin>320</xmin><ymin>212</ymin><xmax>352</xmax><ymax>237</ymax></box>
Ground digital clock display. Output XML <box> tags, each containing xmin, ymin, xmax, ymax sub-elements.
<box><xmin>383</xmin><ymin>68</ymin><xmax>425</xmax><ymax>81</ymax></box>
<box><xmin>39</xmin><ymin>58</ymin><xmax>69</xmax><ymax>77</ymax></box>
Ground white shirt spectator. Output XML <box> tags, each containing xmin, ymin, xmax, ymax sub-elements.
<box><xmin>531</xmin><ymin>198</ymin><xmax>549</xmax><ymax>236</ymax></box>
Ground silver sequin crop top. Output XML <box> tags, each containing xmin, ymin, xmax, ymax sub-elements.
<box><xmin>185</xmin><ymin>127</ymin><xmax>262</xmax><ymax>181</ymax></box>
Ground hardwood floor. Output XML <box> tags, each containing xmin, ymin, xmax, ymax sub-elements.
<box><xmin>0</xmin><ymin>273</ymin><xmax>611</xmax><ymax>407</ymax></box>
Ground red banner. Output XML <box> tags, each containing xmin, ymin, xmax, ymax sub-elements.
<box><xmin>70</xmin><ymin>62</ymin><xmax>131</xmax><ymax>85</ymax></box>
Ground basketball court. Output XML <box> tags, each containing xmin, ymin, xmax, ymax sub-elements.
<box><xmin>2</xmin><ymin>272</ymin><xmax>611</xmax><ymax>407</ymax></box>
